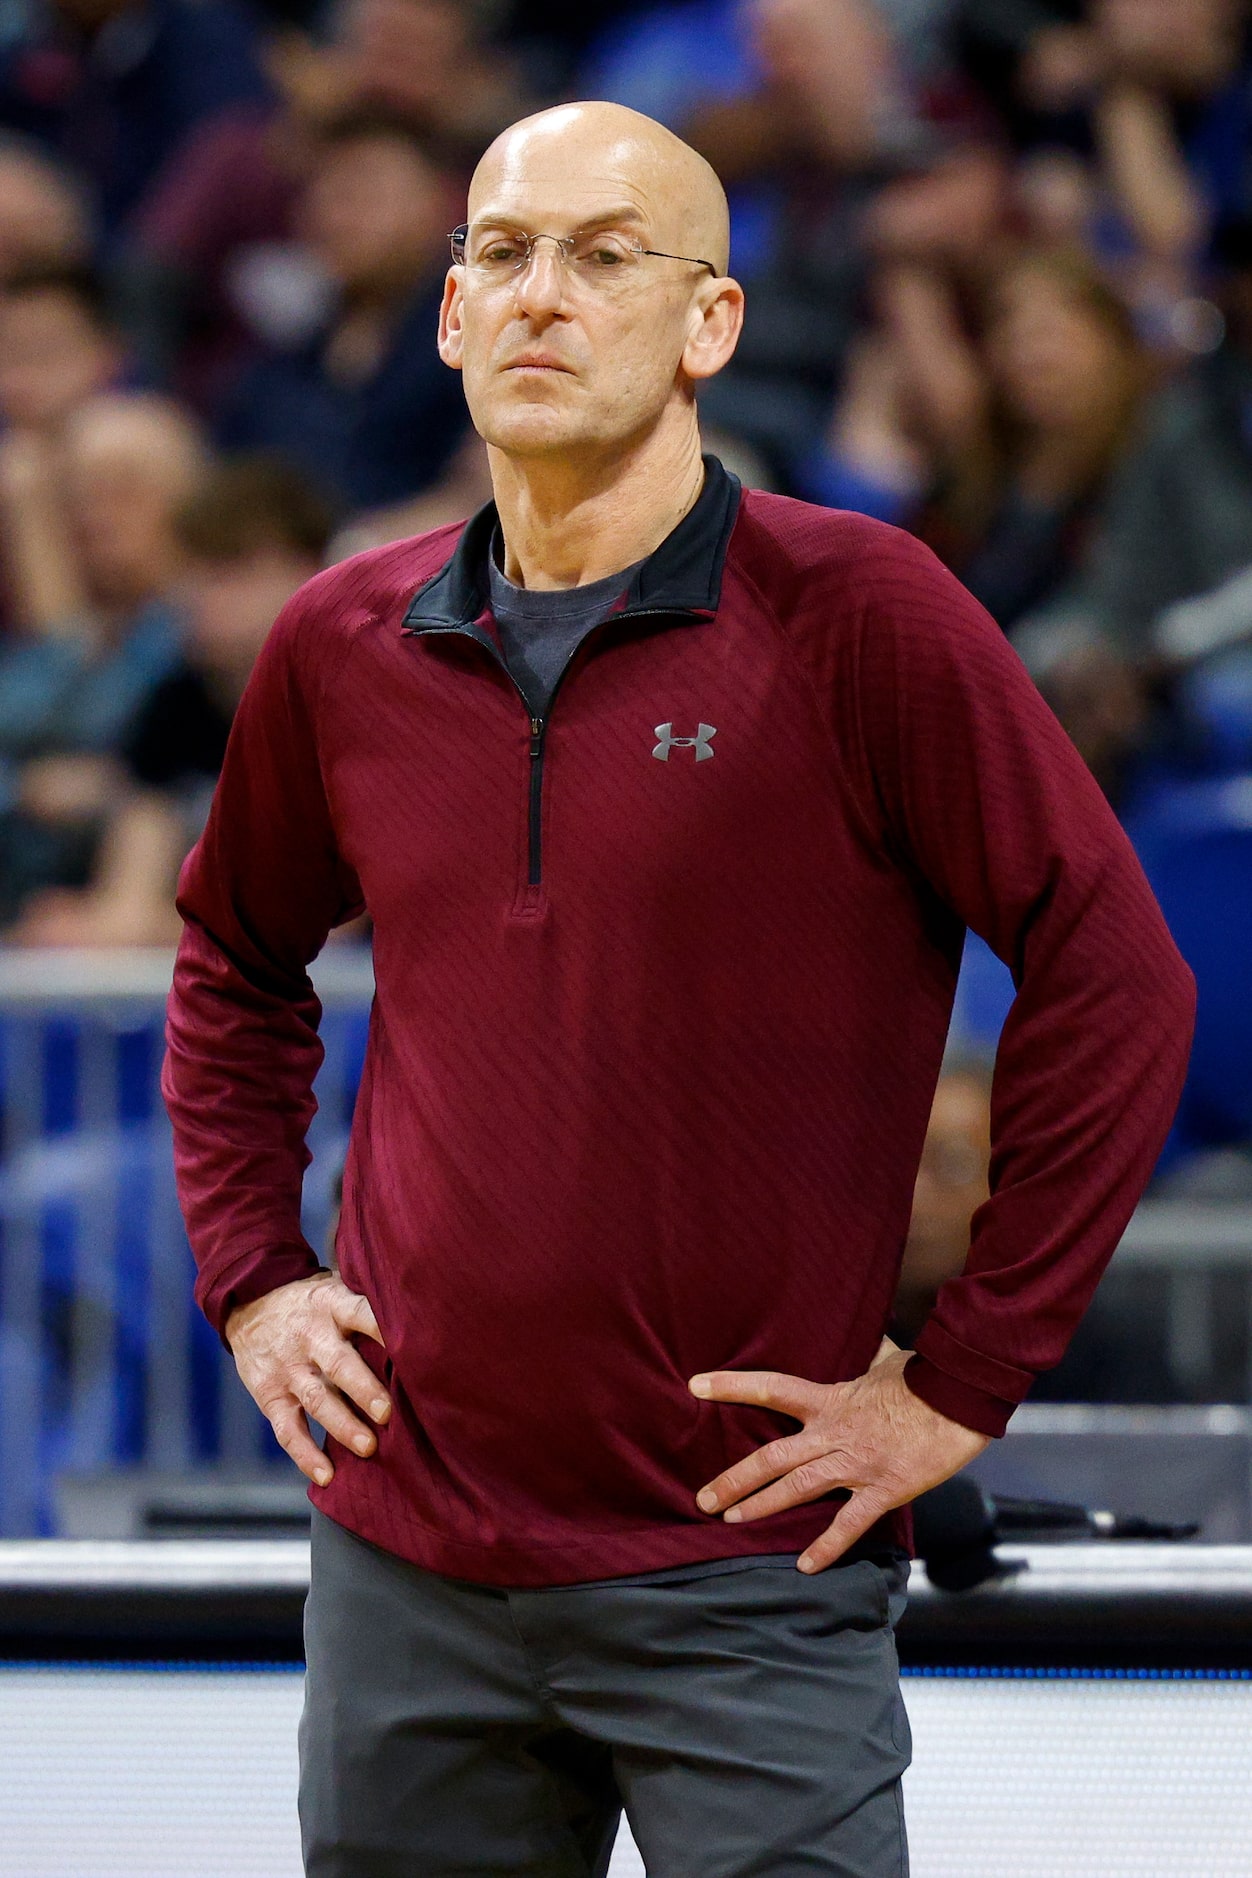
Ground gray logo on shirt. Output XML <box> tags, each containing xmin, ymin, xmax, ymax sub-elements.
<box><xmin>653</xmin><ymin>722</ymin><xmax>717</xmax><ymax>761</ymax></box>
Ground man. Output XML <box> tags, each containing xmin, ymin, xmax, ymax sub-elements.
<box><xmin>14</xmin><ymin>453</ymin><xmax>333</xmax><ymax>945</ymax></box>
<box><xmin>164</xmin><ymin>102</ymin><xmax>1194</xmax><ymax>1877</ymax></box>
<box><xmin>0</xmin><ymin>390</ymin><xmax>204</xmax><ymax>921</ymax></box>
<box><xmin>0</xmin><ymin>0</ymin><xmax>269</xmax><ymax>240</ymax></box>
<box><xmin>0</xmin><ymin>263</ymin><xmax>122</xmax><ymax>437</ymax></box>
<box><xmin>218</xmin><ymin>112</ymin><xmax>472</xmax><ymax>512</ymax></box>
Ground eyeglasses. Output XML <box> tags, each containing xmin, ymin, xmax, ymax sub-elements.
<box><xmin>449</xmin><ymin>224</ymin><xmax>718</xmax><ymax>290</ymax></box>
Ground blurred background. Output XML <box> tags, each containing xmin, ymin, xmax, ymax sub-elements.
<box><xmin>0</xmin><ymin>0</ymin><xmax>1250</xmax><ymax>1545</ymax></box>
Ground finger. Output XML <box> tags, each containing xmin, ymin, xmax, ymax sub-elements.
<box><xmin>314</xmin><ymin>1332</ymin><xmax>392</xmax><ymax>1424</ymax></box>
<box><xmin>797</xmin><ymin>1493</ymin><xmax>893</xmax><ymax>1574</ymax></box>
<box><xmin>292</xmin><ymin>1368</ymin><xmax>379</xmax><ymax>1457</ymax></box>
<box><xmin>329</xmin><ymin>1284</ymin><xmax>385</xmax><ymax>1347</ymax></box>
<box><xmin>269</xmin><ymin>1398</ymin><xmax>334</xmax><ymax>1486</ymax></box>
<box><xmin>695</xmin><ymin>1431</ymin><xmax>825</xmax><ymax>1513</ymax></box>
<box><xmin>688</xmin><ymin>1369</ymin><xmax>824</xmax><ymax>1419</ymax></box>
<box><xmin>722</xmin><ymin>1455</ymin><xmax>854</xmax><ymax>1525</ymax></box>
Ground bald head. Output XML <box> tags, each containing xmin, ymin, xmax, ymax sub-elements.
<box><xmin>65</xmin><ymin>394</ymin><xmax>208</xmax><ymax>609</ymax></box>
<box><xmin>66</xmin><ymin>392</ymin><xmax>207</xmax><ymax>497</ymax></box>
<box><xmin>470</xmin><ymin>102</ymin><xmax>731</xmax><ymax>278</ymax></box>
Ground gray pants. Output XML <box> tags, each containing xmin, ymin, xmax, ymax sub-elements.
<box><xmin>300</xmin><ymin>1508</ymin><xmax>912</xmax><ymax>1878</ymax></box>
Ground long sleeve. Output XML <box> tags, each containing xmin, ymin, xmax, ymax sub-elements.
<box><xmin>849</xmin><ymin>527</ymin><xmax>1195</xmax><ymax>1436</ymax></box>
<box><xmin>162</xmin><ymin>584</ymin><xmax>364</xmax><ymax>1339</ymax></box>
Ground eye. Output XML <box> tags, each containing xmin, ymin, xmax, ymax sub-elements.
<box><xmin>573</xmin><ymin>235</ymin><xmax>633</xmax><ymax>268</ymax></box>
<box><xmin>477</xmin><ymin>239</ymin><xmax>525</xmax><ymax>266</ymax></box>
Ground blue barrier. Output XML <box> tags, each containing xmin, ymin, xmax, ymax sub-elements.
<box><xmin>0</xmin><ymin>950</ymin><xmax>373</xmax><ymax>1537</ymax></box>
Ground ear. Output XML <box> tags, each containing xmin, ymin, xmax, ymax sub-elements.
<box><xmin>437</xmin><ymin>268</ymin><xmax>465</xmax><ymax>370</ymax></box>
<box><xmin>681</xmin><ymin>276</ymin><xmax>745</xmax><ymax>384</ymax></box>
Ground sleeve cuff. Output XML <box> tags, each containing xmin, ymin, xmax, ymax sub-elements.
<box><xmin>903</xmin><ymin>1353</ymin><xmax>1020</xmax><ymax>1437</ymax></box>
<box><xmin>195</xmin><ymin>1240</ymin><xmax>324</xmax><ymax>1346</ymax></box>
<box><xmin>906</xmin><ymin>1317</ymin><xmax>1036</xmax><ymax>1437</ymax></box>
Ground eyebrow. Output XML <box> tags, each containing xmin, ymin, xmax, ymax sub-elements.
<box><xmin>469</xmin><ymin>205</ymin><xmax>649</xmax><ymax>237</ymax></box>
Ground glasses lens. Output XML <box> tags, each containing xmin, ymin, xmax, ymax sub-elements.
<box><xmin>457</xmin><ymin>230</ymin><xmax>647</xmax><ymax>289</ymax></box>
<box><xmin>465</xmin><ymin>233</ymin><xmax>531</xmax><ymax>274</ymax></box>
<box><xmin>568</xmin><ymin>233</ymin><xmax>640</xmax><ymax>283</ymax></box>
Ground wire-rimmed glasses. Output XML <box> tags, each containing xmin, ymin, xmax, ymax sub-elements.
<box><xmin>449</xmin><ymin>224</ymin><xmax>718</xmax><ymax>291</ymax></box>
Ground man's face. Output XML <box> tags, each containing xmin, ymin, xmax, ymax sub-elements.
<box><xmin>301</xmin><ymin>135</ymin><xmax>448</xmax><ymax>295</ymax></box>
<box><xmin>439</xmin><ymin>131</ymin><xmax>725</xmax><ymax>462</ymax></box>
<box><xmin>67</xmin><ymin>437</ymin><xmax>179</xmax><ymax>605</ymax></box>
<box><xmin>1094</xmin><ymin>0</ymin><xmax>1241</xmax><ymax>95</ymax></box>
<box><xmin>0</xmin><ymin>290</ymin><xmax>116</xmax><ymax>430</ymax></box>
<box><xmin>0</xmin><ymin>156</ymin><xmax>86</xmax><ymax>280</ymax></box>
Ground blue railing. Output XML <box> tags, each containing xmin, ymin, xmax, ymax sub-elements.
<box><xmin>0</xmin><ymin>949</ymin><xmax>373</xmax><ymax>1537</ymax></box>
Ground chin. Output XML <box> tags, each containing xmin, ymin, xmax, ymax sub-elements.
<box><xmin>475</xmin><ymin>400</ymin><xmax>592</xmax><ymax>459</ymax></box>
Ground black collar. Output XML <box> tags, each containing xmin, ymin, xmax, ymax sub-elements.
<box><xmin>402</xmin><ymin>452</ymin><xmax>741</xmax><ymax>632</ymax></box>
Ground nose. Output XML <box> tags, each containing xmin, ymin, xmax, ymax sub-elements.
<box><xmin>513</xmin><ymin>236</ymin><xmax>569</xmax><ymax>321</ymax></box>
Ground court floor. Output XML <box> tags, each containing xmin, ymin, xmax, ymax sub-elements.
<box><xmin>1</xmin><ymin>1665</ymin><xmax>1250</xmax><ymax>1875</ymax></box>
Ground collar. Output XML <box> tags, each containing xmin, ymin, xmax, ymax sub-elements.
<box><xmin>402</xmin><ymin>452</ymin><xmax>741</xmax><ymax>634</ymax></box>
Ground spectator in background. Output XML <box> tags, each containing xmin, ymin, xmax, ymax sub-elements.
<box><xmin>957</xmin><ymin>0</ymin><xmax>1250</xmax><ymax>329</ymax></box>
<box><xmin>0</xmin><ymin>0</ymin><xmax>271</xmax><ymax>240</ymax></box>
<box><xmin>1054</xmin><ymin>215</ymin><xmax>1252</xmax><ymax>658</ymax></box>
<box><xmin>15</xmin><ymin>454</ymin><xmax>333</xmax><ymax>945</ymax></box>
<box><xmin>586</xmin><ymin>0</ymin><xmax>961</xmax><ymax>186</ymax></box>
<box><xmin>1005</xmin><ymin>215</ymin><xmax>1252</xmax><ymax>807</ymax></box>
<box><xmin>0</xmin><ymin>263</ymin><xmax>126</xmax><ymax>633</ymax></box>
<box><xmin>810</xmin><ymin>239</ymin><xmax>1183</xmax><ymax>814</ymax></box>
<box><xmin>0</xmin><ymin>135</ymin><xmax>91</xmax><ymax>280</ymax></box>
<box><xmin>122</xmin><ymin>35</ymin><xmax>325</xmax><ymax>412</ymax></box>
<box><xmin>0</xmin><ymin>265</ymin><xmax>123</xmax><ymax>437</ymax></box>
<box><xmin>127</xmin><ymin>0</ymin><xmax>536</xmax><ymax>414</ymax></box>
<box><xmin>795</xmin><ymin>134</ymin><xmax>1017</xmax><ymax>514</ymax></box>
<box><xmin>582</xmin><ymin>0</ymin><xmax>964</xmax><ymax>475</ymax></box>
<box><xmin>217</xmin><ymin>111</ymin><xmax>470</xmax><ymax>511</ymax></box>
<box><xmin>918</xmin><ymin>246</ymin><xmax>1151</xmax><ymax>628</ymax></box>
<box><xmin>815</xmin><ymin>246</ymin><xmax>1150</xmax><ymax>630</ymax></box>
<box><xmin>336</xmin><ymin>0</ymin><xmax>534</xmax><ymax>157</ymax></box>
<box><xmin>0</xmin><ymin>391</ymin><xmax>204</xmax><ymax>922</ymax></box>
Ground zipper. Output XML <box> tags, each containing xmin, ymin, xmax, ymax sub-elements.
<box><xmin>527</xmin><ymin>712</ymin><xmax>543</xmax><ymax>885</ymax></box>
<box><xmin>405</xmin><ymin>604</ymin><xmax>704</xmax><ymax>892</ymax></box>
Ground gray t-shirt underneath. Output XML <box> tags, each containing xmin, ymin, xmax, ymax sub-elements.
<box><xmin>486</xmin><ymin>534</ymin><xmax>646</xmax><ymax>720</ymax></box>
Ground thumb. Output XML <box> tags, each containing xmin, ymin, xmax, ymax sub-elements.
<box><xmin>329</xmin><ymin>1283</ymin><xmax>385</xmax><ymax>1346</ymax></box>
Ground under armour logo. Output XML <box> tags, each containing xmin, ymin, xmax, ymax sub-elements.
<box><xmin>652</xmin><ymin>721</ymin><xmax>717</xmax><ymax>761</ymax></box>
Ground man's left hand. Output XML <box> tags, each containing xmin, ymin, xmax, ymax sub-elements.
<box><xmin>689</xmin><ymin>1338</ymin><xmax>989</xmax><ymax>1573</ymax></box>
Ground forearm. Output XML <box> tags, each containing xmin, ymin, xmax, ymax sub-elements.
<box><xmin>0</xmin><ymin>465</ymin><xmax>92</xmax><ymax>639</ymax></box>
<box><xmin>163</xmin><ymin>910</ymin><xmax>326</xmax><ymax>1337</ymax></box>
<box><xmin>876</xmin><ymin>266</ymin><xmax>988</xmax><ymax>462</ymax></box>
<box><xmin>1096</xmin><ymin>83</ymin><xmax>1205</xmax><ymax>265</ymax></box>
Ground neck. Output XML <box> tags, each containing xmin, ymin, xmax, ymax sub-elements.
<box><xmin>487</xmin><ymin>414</ymin><xmax>706</xmax><ymax>590</ymax></box>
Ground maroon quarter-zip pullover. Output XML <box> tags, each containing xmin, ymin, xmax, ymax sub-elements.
<box><xmin>164</xmin><ymin>457</ymin><xmax>1194</xmax><ymax>1585</ymax></box>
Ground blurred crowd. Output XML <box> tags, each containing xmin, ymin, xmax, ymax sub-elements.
<box><xmin>0</xmin><ymin>0</ymin><xmax>1250</xmax><ymax>1170</ymax></box>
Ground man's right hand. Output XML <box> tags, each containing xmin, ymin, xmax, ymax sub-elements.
<box><xmin>225</xmin><ymin>1273</ymin><xmax>391</xmax><ymax>1486</ymax></box>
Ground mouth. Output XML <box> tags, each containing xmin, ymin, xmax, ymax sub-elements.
<box><xmin>504</xmin><ymin>356</ymin><xmax>574</xmax><ymax>373</ymax></box>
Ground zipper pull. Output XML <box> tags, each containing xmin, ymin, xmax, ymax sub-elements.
<box><xmin>529</xmin><ymin>716</ymin><xmax>543</xmax><ymax>756</ymax></box>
